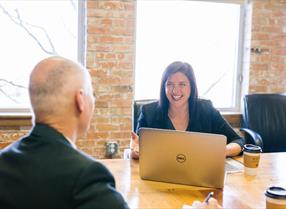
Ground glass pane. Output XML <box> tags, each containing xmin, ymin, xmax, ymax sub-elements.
<box><xmin>135</xmin><ymin>0</ymin><xmax>241</xmax><ymax>109</ymax></box>
<box><xmin>0</xmin><ymin>0</ymin><xmax>78</xmax><ymax>110</ymax></box>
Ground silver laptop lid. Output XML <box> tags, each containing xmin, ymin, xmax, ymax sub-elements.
<box><xmin>139</xmin><ymin>128</ymin><xmax>227</xmax><ymax>188</ymax></box>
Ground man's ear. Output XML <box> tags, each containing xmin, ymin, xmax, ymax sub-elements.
<box><xmin>75</xmin><ymin>89</ymin><xmax>85</xmax><ymax>113</ymax></box>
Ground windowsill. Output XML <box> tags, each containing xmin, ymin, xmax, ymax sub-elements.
<box><xmin>221</xmin><ymin>111</ymin><xmax>242</xmax><ymax>128</ymax></box>
<box><xmin>221</xmin><ymin>111</ymin><xmax>242</xmax><ymax>115</ymax></box>
<box><xmin>0</xmin><ymin>111</ymin><xmax>242</xmax><ymax>128</ymax></box>
<box><xmin>0</xmin><ymin>113</ymin><xmax>32</xmax><ymax>128</ymax></box>
<box><xmin>0</xmin><ymin>112</ymin><xmax>32</xmax><ymax>117</ymax></box>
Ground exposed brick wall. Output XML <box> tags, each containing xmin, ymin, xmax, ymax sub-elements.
<box><xmin>249</xmin><ymin>0</ymin><xmax>286</xmax><ymax>93</ymax></box>
<box><xmin>0</xmin><ymin>130</ymin><xmax>28</xmax><ymax>149</ymax></box>
<box><xmin>81</xmin><ymin>0</ymin><xmax>135</xmax><ymax>158</ymax></box>
<box><xmin>0</xmin><ymin>117</ymin><xmax>31</xmax><ymax>149</ymax></box>
<box><xmin>1</xmin><ymin>0</ymin><xmax>286</xmax><ymax>158</ymax></box>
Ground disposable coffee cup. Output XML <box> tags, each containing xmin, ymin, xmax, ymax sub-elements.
<box><xmin>265</xmin><ymin>186</ymin><xmax>286</xmax><ymax>209</ymax></box>
<box><xmin>243</xmin><ymin>144</ymin><xmax>262</xmax><ymax>176</ymax></box>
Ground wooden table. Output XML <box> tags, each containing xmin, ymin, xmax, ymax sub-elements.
<box><xmin>100</xmin><ymin>153</ymin><xmax>286</xmax><ymax>209</ymax></box>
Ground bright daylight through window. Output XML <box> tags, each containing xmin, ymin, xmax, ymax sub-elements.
<box><xmin>0</xmin><ymin>0</ymin><xmax>81</xmax><ymax>112</ymax></box>
<box><xmin>135</xmin><ymin>0</ymin><xmax>244</xmax><ymax>111</ymax></box>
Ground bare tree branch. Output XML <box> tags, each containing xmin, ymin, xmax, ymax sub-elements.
<box><xmin>0</xmin><ymin>79</ymin><xmax>26</xmax><ymax>103</ymax></box>
<box><xmin>0</xmin><ymin>88</ymin><xmax>20</xmax><ymax>104</ymax></box>
<box><xmin>69</xmin><ymin>0</ymin><xmax>76</xmax><ymax>11</ymax></box>
<box><xmin>202</xmin><ymin>72</ymin><xmax>227</xmax><ymax>96</ymax></box>
<box><xmin>0</xmin><ymin>79</ymin><xmax>26</xmax><ymax>89</ymax></box>
<box><xmin>60</xmin><ymin>17</ymin><xmax>76</xmax><ymax>39</ymax></box>
<box><xmin>0</xmin><ymin>4</ymin><xmax>58</xmax><ymax>55</ymax></box>
<box><xmin>20</xmin><ymin>15</ymin><xmax>58</xmax><ymax>55</ymax></box>
<box><xmin>63</xmin><ymin>0</ymin><xmax>77</xmax><ymax>39</ymax></box>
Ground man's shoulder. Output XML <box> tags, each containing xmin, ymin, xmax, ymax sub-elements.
<box><xmin>73</xmin><ymin>149</ymin><xmax>101</xmax><ymax>166</ymax></box>
<box><xmin>70</xmin><ymin>147</ymin><xmax>115</xmax><ymax>176</ymax></box>
<box><xmin>0</xmin><ymin>139</ymin><xmax>20</xmax><ymax>157</ymax></box>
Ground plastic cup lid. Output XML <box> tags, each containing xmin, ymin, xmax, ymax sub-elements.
<box><xmin>265</xmin><ymin>186</ymin><xmax>286</xmax><ymax>199</ymax></box>
<box><xmin>243</xmin><ymin>144</ymin><xmax>262</xmax><ymax>153</ymax></box>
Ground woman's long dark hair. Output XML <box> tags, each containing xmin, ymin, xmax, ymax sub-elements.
<box><xmin>159</xmin><ymin>61</ymin><xmax>198</xmax><ymax>117</ymax></box>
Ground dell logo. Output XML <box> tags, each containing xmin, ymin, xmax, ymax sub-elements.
<box><xmin>176</xmin><ymin>154</ymin><xmax>186</xmax><ymax>163</ymax></box>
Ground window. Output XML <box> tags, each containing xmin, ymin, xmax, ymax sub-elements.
<box><xmin>0</xmin><ymin>0</ymin><xmax>85</xmax><ymax>113</ymax></box>
<box><xmin>135</xmin><ymin>0</ymin><xmax>245</xmax><ymax>111</ymax></box>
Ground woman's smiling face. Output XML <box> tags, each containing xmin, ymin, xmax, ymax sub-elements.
<box><xmin>165</xmin><ymin>72</ymin><xmax>191</xmax><ymax>108</ymax></box>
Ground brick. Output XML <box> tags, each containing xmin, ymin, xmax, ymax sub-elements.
<box><xmin>97</xmin><ymin>61</ymin><xmax>118</xmax><ymax>69</ymax></box>
<box><xmin>117</xmin><ymin>62</ymin><xmax>133</xmax><ymax>70</ymax></box>
<box><xmin>252</xmin><ymin>54</ymin><xmax>272</xmax><ymax>62</ymax></box>
<box><xmin>111</xmin><ymin>28</ymin><xmax>133</xmax><ymax>36</ymax></box>
<box><xmin>101</xmin><ymin>18</ymin><xmax>113</xmax><ymax>25</ymax></box>
<box><xmin>94</xmin><ymin>117</ymin><xmax>110</xmax><ymax>124</ymax></box>
<box><xmin>96</xmin><ymin>124</ymin><xmax>120</xmax><ymax>131</ymax></box>
<box><xmin>249</xmin><ymin>85</ymin><xmax>268</xmax><ymax>92</ymax></box>
<box><xmin>88</xmin><ymin>26</ymin><xmax>110</xmax><ymax>34</ymax></box>
<box><xmin>119</xmin><ymin>123</ymin><xmax>132</xmax><ymax>130</ymax></box>
<box><xmin>110</xmin><ymin>107</ymin><xmax>132</xmax><ymax>116</ymax></box>
<box><xmin>251</xmin><ymin>63</ymin><xmax>269</xmax><ymax>71</ymax></box>
<box><xmin>112</xmin><ymin>45</ymin><xmax>133</xmax><ymax>52</ymax></box>
<box><xmin>252</xmin><ymin>33</ymin><xmax>270</xmax><ymax>40</ymax></box>
<box><xmin>88</xmin><ymin>45</ymin><xmax>111</xmax><ymax>52</ymax></box>
<box><xmin>113</xmin><ymin>70</ymin><xmax>133</xmax><ymax>78</ymax></box>
<box><xmin>100</xmin><ymin>77</ymin><xmax>121</xmax><ymax>85</ymax></box>
<box><xmin>89</xmin><ymin>69</ymin><xmax>107</xmax><ymax>77</ymax></box>
<box><xmin>271</xmin><ymin>63</ymin><xmax>286</xmax><ymax>71</ymax></box>
<box><xmin>271</xmin><ymin>56</ymin><xmax>286</xmax><ymax>63</ymax></box>
<box><xmin>261</xmin><ymin>26</ymin><xmax>281</xmax><ymax>33</ymax></box>
<box><xmin>110</xmin><ymin>131</ymin><xmax>130</xmax><ymax>139</ymax></box>
<box><xmin>97</xmin><ymin>93</ymin><xmax>121</xmax><ymax>101</ymax></box>
<box><xmin>98</xmin><ymin>1</ymin><xmax>125</xmax><ymax>10</ymax></box>
<box><xmin>119</xmin><ymin>139</ymin><xmax>130</xmax><ymax>147</ymax></box>
<box><xmin>95</xmin><ymin>101</ymin><xmax>109</xmax><ymax>108</ymax></box>
<box><xmin>110</xmin><ymin>99</ymin><xmax>132</xmax><ymax>108</ymax></box>
<box><xmin>87</xmin><ymin>1</ymin><xmax>98</xmax><ymax>8</ymax></box>
<box><xmin>98</xmin><ymin>36</ymin><xmax>124</xmax><ymax>43</ymax></box>
<box><xmin>111</xmin><ymin>117</ymin><xmax>131</xmax><ymax>124</ymax></box>
<box><xmin>124</xmin><ymin>2</ymin><xmax>135</xmax><ymax>11</ymax></box>
<box><xmin>111</xmin><ymin>85</ymin><xmax>132</xmax><ymax>93</ymax></box>
<box><xmin>94</xmin><ymin>108</ymin><xmax>112</xmax><ymax>116</ymax></box>
<box><xmin>273</xmin><ymin>49</ymin><xmax>286</xmax><ymax>55</ymax></box>
<box><xmin>88</xmin><ymin>132</ymin><xmax>109</xmax><ymax>139</ymax></box>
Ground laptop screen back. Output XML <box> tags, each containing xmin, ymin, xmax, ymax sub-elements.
<box><xmin>139</xmin><ymin>128</ymin><xmax>227</xmax><ymax>188</ymax></box>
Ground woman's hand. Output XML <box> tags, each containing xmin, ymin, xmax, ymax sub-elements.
<box><xmin>225</xmin><ymin>143</ymin><xmax>242</xmax><ymax>157</ymax></box>
<box><xmin>130</xmin><ymin>132</ymin><xmax>139</xmax><ymax>159</ymax></box>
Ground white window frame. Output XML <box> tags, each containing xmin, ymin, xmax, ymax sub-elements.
<box><xmin>134</xmin><ymin>0</ymin><xmax>246</xmax><ymax>112</ymax></box>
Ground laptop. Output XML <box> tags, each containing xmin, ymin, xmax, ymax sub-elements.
<box><xmin>139</xmin><ymin>128</ymin><xmax>227</xmax><ymax>188</ymax></box>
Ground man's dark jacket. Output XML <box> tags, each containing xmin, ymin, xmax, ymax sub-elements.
<box><xmin>0</xmin><ymin>123</ymin><xmax>129</xmax><ymax>209</ymax></box>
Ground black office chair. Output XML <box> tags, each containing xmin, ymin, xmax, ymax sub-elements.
<box><xmin>133</xmin><ymin>99</ymin><xmax>157</xmax><ymax>132</ymax></box>
<box><xmin>241</xmin><ymin>93</ymin><xmax>286</xmax><ymax>152</ymax></box>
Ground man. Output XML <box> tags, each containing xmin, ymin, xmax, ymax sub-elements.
<box><xmin>0</xmin><ymin>56</ymin><xmax>129</xmax><ymax>209</ymax></box>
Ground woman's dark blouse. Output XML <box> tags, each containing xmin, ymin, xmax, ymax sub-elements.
<box><xmin>135</xmin><ymin>100</ymin><xmax>245</xmax><ymax>149</ymax></box>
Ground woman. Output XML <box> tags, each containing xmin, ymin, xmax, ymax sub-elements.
<box><xmin>131</xmin><ymin>61</ymin><xmax>244</xmax><ymax>159</ymax></box>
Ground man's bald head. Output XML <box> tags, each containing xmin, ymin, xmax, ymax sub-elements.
<box><xmin>29</xmin><ymin>56</ymin><xmax>91</xmax><ymax>122</ymax></box>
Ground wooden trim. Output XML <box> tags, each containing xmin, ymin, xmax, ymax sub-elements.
<box><xmin>222</xmin><ymin>112</ymin><xmax>242</xmax><ymax>128</ymax></box>
<box><xmin>0</xmin><ymin>112</ymin><xmax>242</xmax><ymax>128</ymax></box>
<box><xmin>0</xmin><ymin>115</ymin><xmax>32</xmax><ymax>128</ymax></box>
